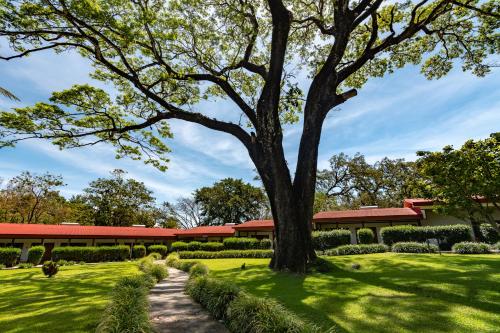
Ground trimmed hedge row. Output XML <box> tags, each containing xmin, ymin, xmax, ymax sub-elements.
<box><xmin>391</xmin><ymin>242</ymin><xmax>439</xmax><ymax>253</ymax></box>
<box><xmin>357</xmin><ymin>228</ymin><xmax>375</xmax><ymax>244</ymax></box>
<box><xmin>178</xmin><ymin>250</ymin><xmax>273</xmax><ymax>259</ymax></box>
<box><xmin>27</xmin><ymin>246</ymin><xmax>45</xmax><ymax>265</ymax></box>
<box><xmin>0</xmin><ymin>247</ymin><xmax>21</xmax><ymax>267</ymax></box>
<box><xmin>380</xmin><ymin>224</ymin><xmax>472</xmax><ymax>248</ymax></box>
<box><xmin>147</xmin><ymin>245</ymin><xmax>168</xmax><ymax>258</ymax></box>
<box><xmin>325</xmin><ymin>244</ymin><xmax>388</xmax><ymax>256</ymax></box>
<box><xmin>452</xmin><ymin>242</ymin><xmax>491</xmax><ymax>254</ymax></box>
<box><xmin>312</xmin><ymin>229</ymin><xmax>351</xmax><ymax>251</ymax></box>
<box><xmin>132</xmin><ymin>245</ymin><xmax>146</xmax><ymax>259</ymax></box>
<box><xmin>52</xmin><ymin>246</ymin><xmax>130</xmax><ymax>263</ymax></box>
<box><xmin>171</xmin><ymin>238</ymin><xmax>272</xmax><ymax>252</ymax></box>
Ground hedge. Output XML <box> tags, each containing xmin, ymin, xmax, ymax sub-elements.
<box><xmin>380</xmin><ymin>224</ymin><xmax>472</xmax><ymax>248</ymax></box>
<box><xmin>0</xmin><ymin>247</ymin><xmax>21</xmax><ymax>267</ymax></box>
<box><xmin>312</xmin><ymin>229</ymin><xmax>351</xmax><ymax>251</ymax></box>
<box><xmin>147</xmin><ymin>245</ymin><xmax>168</xmax><ymax>258</ymax></box>
<box><xmin>479</xmin><ymin>224</ymin><xmax>499</xmax><ymax>244</ymax></box>
<box><xmin>200</xmin><ymin>242</ymin><xmax>225</xmax><ymax>252</ymax></box>
<box><xmin>223</xmin><ymin>237</ymin><xmax>260</xmax><ymax>250</ymax></box>
<box><xmin>357</xmin><ymin>228</ymin><xmax>375</xmax><ymax>244</ymax></box>
<box><xmin>391</xmin><ymin>242</ymin><xmax>439</xmax><ymax>253</ymax></box>
<box><xmin>27</xmin><ymin>246</ymin><xmax>45</xmax><ymax>265</ymax></box>
<box><xmin>178</xmin><ymin>250</ymin><xmax>273</xmax><ymax>259</ymax></box>
<box><xmin>452</xmin><ymin>242</ymin><xmax>491</xmax><ymax>254</ymax></box>
<box><xmin>132</xmin><ymin>245</ymin><xmax>146</xmax><ymax>258</ymax></box>
<box><xmin>52</xmin><ymin>246</ymin><xmax>130</xmax><ymax>263</ymax></box>
<box><xmin>187</xmin><ymin>241</ymin><xmax>202</xmax><ymax>251</ymax></box>
<box><xmin>326</xmin><ymin>244</ymin><xmax>388</xmax><ymax>256</ymax></box>
<box><xmin>170</xmin><ymin>241</ymin><xmax>188</xmax><ymax>252</ymax></box>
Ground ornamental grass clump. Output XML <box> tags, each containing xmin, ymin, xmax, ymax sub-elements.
<box><xmin>42</xmin><ymin>261</ymin><xmax>59</xmax><ymax>277</ymax></box>
<box><xmin>165</xmin><ymin>252</ymin><xmax>180</xmax><ymax>267</ymax></box>
<box><xmin>391</xmin><ymin>242</ymin><xmax>439</xmax><ymax>253</ymax></box>
<box><xmin>452</xmin><ymin>242</ymin><xmax>491</xmax><ymax>254</ymax></box>
<box><xmin>189</xmin><ymin>262</ymin><xmax>209</xmax><ymax>278</ymax></box>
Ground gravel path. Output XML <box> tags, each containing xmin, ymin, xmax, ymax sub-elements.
<box><xmin>149</xmin><ymin>267</ymin><xmax>229</xmax><ymax>333</ymax></box>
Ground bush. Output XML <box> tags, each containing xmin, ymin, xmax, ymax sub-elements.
<box><xmin>200</xmin><ymin>242</ymin><xmax>225</xmax><ymax>252</ymax></box>
<box><xmin>56</xmin><ymin>260</ymin><xmax>77</xmax><ymax>266</ymax></box>
<box><xmin>259</xmin><ymin>239</ymin><xmax>272</xmax><ymax>249</ymax></box>
<box><xmin>132</xmin><ymin>245</ymin><xmax>146</xmax><ymax>259</ymax></box>
<box><xmin>479</xmin><ymin>224</ymin><xmax>499</xmax><ymax>244</ymax></box>
<box><xmin>391</xmin><ymin>242</ymin><xmax>439</xmax><ymax>253</ymax></box>
<box><xmin>326</xmin><ymin>244</ymin><xmax>388</xmax><ymax>256</ymax></box>
<box><xmin>357</xmin><ymin>228</ymin><xmax>375</xmax><ymax>244</ymax></box>
<box><xmin>178</xmin><ymin>250</ymin><xmax>274</xmax><ymax>259</ymax></box>
<box><xmin>452</xmin><ymin>242</ymin><xmax>491</xmax><ymax>254</ymax></box>
<box><xmin>149</xmin><ymin>264</ymin><xmax>168</xmax><ymax>282</ymax></box>
<box><xmin>170</xmin><ymin>241</ymin><xmax>188</xmax><ymax>252</ymax></box>
<box><xmin>186</xmin><ymin>276</ymin><xmax>240</xmax><ymax>320</ymax></box>
<box><xmin>0</xmin><ymin>247</ymin><xmax>21</xmax><ymax>267</ymax></box>
<box><xmin>27</xmin><ymin>246</ymin><xmax>45</xmax><ymax>265</ymax></box>
<box><xmin>147</xmin><ymin>245</ymin><xmax>168</xmax><ymax>257</ymax></box>
<box><xmin>52</xmin><ymin>246</ymin><xmax>130</xmax><ymax>263</ymax></box>
<box><xmin>18</xmin><ymin>263</ymin><xmax>34</xmax><ymax>269</ymax></box>
<box><xmin>165</xmin><ymin>252</ymin><xmax>180</xmax><ymax>267</ymax></box>
<box><xmin>226</xmin><ymin>293</ymin><xmax>319</xmax><ymax>333</ymax></box>
<box><xmin>0</xmin><ymin>264</ymin><xmax>5</xmax><ymax>269</ymax></box>
<box><xmin>147</xmin><ymin>252</ymin><xmax>162</xmax><ymax>260</ymax></box>
<box><xmin>223</xmin><ymin>237</ymin><xmax>260</xmax><ymax>250</ymax></box>
<box><xmin>178</xmin><ymin>261</ymin><xmax>198</xmax><ymax>272</ymax></box>
<box><xmin>380</xmin><ymin>224</ymin><xmax>472</xmax><ymax>248</ymax></box>
<box><xmin>493</xmin><ymin>242</ymin><xmax>500</xmax><ymax>251</ymax></box>
<box><xmin>312</xmin><ymin>229</ymin><xmax>351</xmax><ymax>251</ymax></box>
<box><xmin>96</xmin><ymin>274</ymin><xmax>153</xmax><ymax>333</ymax></box>
<box><xmin>186</xmin><ymin>241</ymin><xmax>202</xmax><ymax>251</ymax></box>
<box><xmin>42</xmin><ymin>261</ymin><xmax>59</xmax><ymax>277</ymax></box>
<box><xmin>189</xmin><ymin>262</ymin><xmax>209</xmax><ymax>277</ymax></box>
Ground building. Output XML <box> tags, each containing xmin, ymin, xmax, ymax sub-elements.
<box><xmin>174</xmin><ymin>225</ymin><xmax>236</xmax><ymax>242</ymax></box>
<box><xmin>233</xmin><ymin>219</ymin><xmax>274</xmax><ymax>240</ymax></box>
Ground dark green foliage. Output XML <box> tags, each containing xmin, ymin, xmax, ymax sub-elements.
<box><xmin>96</xmin><ymin>274</ymin><xmax>153</xmax><ymax>333</ymax></box>
<box><xmin>391</xmin><ymin>242</ymin><xmax>439</xmax><ymax>253</ymax></box>
<box><xmin>42</xmin><ymin>261</ymin><xmax>59</xmax><ymax>277</ymax></box>
<box><xmin>326</xmin><ymin>244</ymin><xmax>388</xmax><ymax>256</ymax></box>
<box><xmin>178</xmin><ymin>250</ymin><xmax>273</xmax><ymax>259</ymax></box>
<box><xmin>51</xmin><ymin>246</ymin><xmax>130</xmax><ymax>262</ymax></box>
<box><xmin>200</xmin><ymin>242</ymin><xmax>225</xmax><ymax>251</ymax></box>
<box><xmin>311</xmin><ymin>230</ymin><xmax>351</xmax><ymax>251</ymax></box>
<box><xmin>479</xmin><ymin>224</ymin><xmax>499</xmax><ymax>244</ymax></box>
<box><xmin>226</xmin><ymin>293</ymin><xmax>319</xmax><ymax>333</ymax></box>
<box><xmin>27</xmin><ymin>246</ymin><xmax>45</xmax><ymax>265</ymax></box>
<box><xmin>186</xmin><ymin>276</ymin><xmax>240</xmax><ymax>320</ymax></box>
<box><xmin>189</xmin><ymin>262</ymin><xmax>209</xmax><ymax>277</ymax></box>
<box><xmin>259</xmin><ymin>239</ymin><xmax>272</xmax><ymax>249</ymax></box>
<box><xmin>187</xmin><ymin>241</ymin><xmax>202</xmax><ymax>251</ymax></box>
<box><xmin>138</xmin><ymin>255</ymin><xmax>168</xmax><ymax>282</ymax></box>
<box><xmin>380</xmin><ymin>225</ymin><xmax>472</xmax><ymax>248</ymax></box>
<box><xmin>165</xmin><ymin>252</ymin><xmax>180</xmax><ymax>267</ymax></box>
<box><xmin>308</xmin><ymin>257</ymin><xmax>334</xmax><ymax>273</ymax></box>
<box><xmin>147</xmin><ymin>245</ymin><xmax>168</xmax><ymax>257</ymax></box>
<box><xmin>0</xmin><ymin>247</ymin><xmax>21</xmax><ymax>267</ymax></box>
<box><xmin>170</xmin><ymin>241</ymin><xmax>188</xmax><ymax>252</ymax></box>
<box><xmin>357</xmin><ymin>228</ymin><xmax>375</xmax><ymax>244</ymax></box>
<box><xmin>452</xmin><ymin>242</ymin><xmax>491</xmax><ymax>254</ymax></box>
<box><xmin>223</xmin><ymin>237</ymin><xmax>260</xmax><ymax>250</ymax></box>
<box><xmin>132</xmin><ymin>245</ymin><xmax>146</xmax><ymax>258</ymax></box>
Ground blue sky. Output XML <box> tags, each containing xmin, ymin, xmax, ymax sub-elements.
<box><xmin>0</xmin><ymin>48</ymin><xmax>499</xmax><ymax>203</ymax></box>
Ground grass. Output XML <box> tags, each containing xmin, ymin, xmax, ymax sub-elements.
<box><xmin>0</xmin><ymin>262</ymin><xmax>139</xmax><ymax>333</ymax></box>
<box><xmin>195</xmin><ymin>253</ymin><xmax>500</xmax><ymax>333</ymax></box>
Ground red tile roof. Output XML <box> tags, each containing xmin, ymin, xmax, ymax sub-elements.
<box><xmin>0</xmin><ymin>223</ymin><xmax>177</xmax><ymax>239</ymax></box>
<box><xmin>233</xmin><ymin>220</ymin><xmax>274</xmax><ymax>230</ymax></box>
<box><xmin>175</xmin><ymin>225</ymin><xmax>236</xmax><ymax>237</ymax></box>
<box><xmin>313</xmin><ymin>207</ymin><xmax>422</xmax><ymax>223</ymax></box>
<box><xmin>403</xmin><ymin>198</ymin><xmax>435</xmax><ymax>208</ymax></box>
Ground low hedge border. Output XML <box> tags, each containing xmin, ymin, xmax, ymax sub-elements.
<box><xmin>391</xmin><ymin>242</ymin><xmax>439</xmax><ymax>253</ymax></box>
<box><xmin>325</xmin><ymin>244</ymin><xmax>388</xmax><ymax>256</ymax></box>
<box><xmin>452</xmin><ymin>242</ymin><xmax>491</xmax><ymax>254</ymax></box>
<box><xmin>0</xmin><ymin>247</ymin><xmax>21</xmax><ymax>267</ymax></box>
<box><xmin>52</xmin><ymin>245</ymin><xmax>130</xmax><ymax>263</ymax></box>
<box><xmin>380</xmin><ymin>224</ymin><xmax>472</xmax><ymax>249</ymax></box>
<box><xmin>178</xmin><ymin>250</ymin><xmax>273</xmax><ymax>259</ymax></box>
<box><xmin>312</xmin><ymin>229</ymin><xmax>351</xmax><ymax>251</ymax></box>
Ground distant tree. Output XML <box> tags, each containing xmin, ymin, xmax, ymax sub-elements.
<box><xmin>195</xmin><ymin>178</ymin><xmax>268</xmax><ymax>225</ymax></box>
<box><xmin>66</xmin><ymin>195</ymin><xmax>95</xmax><ymax>226</ymax></box>
<box><xmin>81</xmin><ymin>169</ymin><xmax>157</xmax><ymax>227</ymax></box>
<box><xmin>416</xmin><ymin>133</ymin><xmax>500</xmax><ymax>238</ymax></box>
<box><xmin>160</xmin><ymin>198</ymin><xmax>203</xmax><ymax>229</ymax></box>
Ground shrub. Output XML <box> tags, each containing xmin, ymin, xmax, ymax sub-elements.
<box><xmin>326</xmin><ymin>244</ymin><xmax>388</xmax><ymax>256</ymax></box>
<box><xmin>18</xmin><ymin>263</ymin><xmax>33</xmax><ymax>269</ymax></box>
<box><xmin>178</xmin><ymin>250</ymin><xmax>273</xmax><ymax>259</ymax></box>
<box><xmin>493</xmin><ymin>242</ymin><xmax>500</xmax><ymax>251</ymax></box>
<box><xmin>96</xmin><ymin>274</ymin><xmax>153</xmax><ymax>333</ymax></box>
<box><xmin>186</xmin><ymin>276</ymin><xmax>240</xmax><ymax>320</ymax></box>
<box><xmin>170</xmin><ymin>241</ymin><xmax>188</xmax><ymax>252</ymax></box>
<box><xmin>0</xmin><ymin>264</ymin><xmax>5</xmax><ymax>269</ymax></box>
<box><xmin>186</xmin><ymin>241</ymin><xmax>202</xmax><ymax>251</ymax></box>
<box><xmin>178</xmin><ymin>261</ymin><xmax>198</xmax><ymax>272</ymax></box>
<box><xmin>380</xmin><ymin>224</ymin><xmax>472</xmax><ymax>248</ymax></box>
<box><xmin>52</xmin><ymin>246</ymin><xmax>130</xmax><ymax>262</ymax></box>
<box><xmin>391</xmin><ymin>242</ymin><xmax>439</xmax><ymax>253</ymax></box>
<box><xmin>226</xmin><ymin>293</ymin><xmax>319</xmax><ymax>333</ymax></box>
<box><xmin>199</xmin><ymin>242</ymin><xmax>225</xmax><ymax>252</ymax></box>
<box><xmin>311</xmin><ymin>229</ymin><xmax>351</xmax><ymax>251</ymax></box>
<box><xmin>147</xmin><ymin>252</ymin><xmax>162</xmax><ymax>260</ymax></box>
<box><xmin>452</xmin><ymin>242</ymin><xmax>491</xmax><ymax>254</ymax></box>
<box><xmin>132</xmin><ymin>245</ymin><xmax>146</xmax><ymax>259</ymax></box>
<box><xmin>259</xmin><ymin>238</ymin><xmax>272</xmax><ymax>249</ymax></box>
<box><xmin>357</xmin><ymin>228</ymin><xmax>375</xmax><ymax>244</ymax></box>
<box><xmin>27</xmin><ymin>246</ymin><xmax>45</xmax><ymax>265</ymax></box>
<box><xmin>42</xmin><ymin>261</ymin><xmax>59</xmax><ymax>277</ymax></box>
<box><xmin>479</xmin><ymin>224</ymin><xmax>499</xmax><ymax>244</ymax></box>
<box><xmin>149</xmin><ymin>264</ymin><xmax>168</xmax><ymax>282</ymax></box>
<box><xmin>56</xmin><ymin>260</ymin><xmax>77</xmax><ymax>266</ymax></box>
<box><xmin>189</xmin><ymin>262</ymin><xmax>209</xmax><ymax>277</ymax></box>
<box><xmin>165</xmin><ymin>252</ymin><xmax>180</xmax><ymax>267</ymax></box>
<box><xmin>147</xmin><ymin>245</ymin><xmax>168</xmax><ymax>257</ymax></box>
<box><xmin>223</xmin><ymin>237</ymin><xmax>260</xmax><ymax>250</ymax></box>
<box><xmin>0</xmin><ymin>247</ymin><xmax>21</xmax><ymax>267</ymax></box>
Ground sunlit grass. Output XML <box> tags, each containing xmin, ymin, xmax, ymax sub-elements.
<box><xmin>196</xmin><ymin>253</ymin><xmax>500</xmax><ymax>333</ymax></box>
<box><xmin>0</xmin><ymin>262</ymin><xmax>138</xmax><ymax>333</ymax></box>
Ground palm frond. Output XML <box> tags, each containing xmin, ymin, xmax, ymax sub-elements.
<box><xmin>0</xmin><ymin>86</ymin><xmax>20</xmax><ymax>101</ymax></box>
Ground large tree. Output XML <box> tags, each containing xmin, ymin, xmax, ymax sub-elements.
<box><xmin>161</xmin><ymin>198</ymin><xmax>203</xmax><ymax>229</ymax></box>
<box><xmin>0</xmin><ymin>0</ymin><xmax>498</xmax><ymax>272</ymax></box>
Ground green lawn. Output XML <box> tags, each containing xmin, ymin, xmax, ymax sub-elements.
<box><xmin>197</xmin><ymin>253</ymin><xmax>500</xmax><ymax>333</ymax></box>
<box><xmin>0</xmin><ymin>262</ymin><xmax>138</xmax><ymax>333</ymax></box>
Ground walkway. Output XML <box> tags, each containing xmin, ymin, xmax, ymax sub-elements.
<box><xmin>149</xmin><ymin>267</ymin><xmax>229</xmax><ymax>333</ymax></box>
